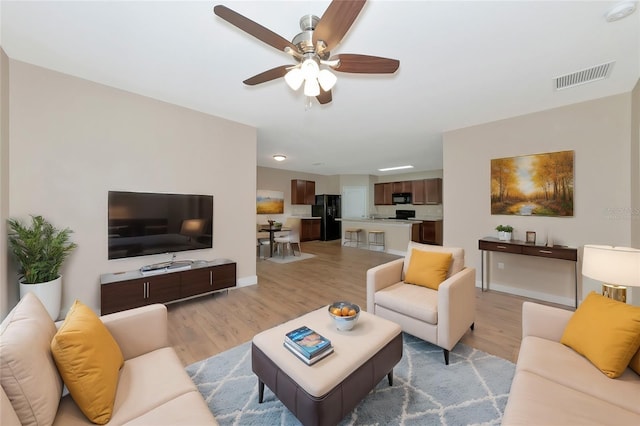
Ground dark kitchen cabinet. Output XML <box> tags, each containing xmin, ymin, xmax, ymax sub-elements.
<box><xmin>425</xmin><ymin>178</ymin><xmax>442</xmax><ymax>204</ymax></box>
<box><xmin>291</xmin><ymin>180</ymin><xmax>316</xmax><ymax>205</ymax></box>
<box><xmin>392</xmin><ymin>181</ymin><xmax>412</xmax><ymax>193</ymax></box>
<box><xmin>411</xmin><ymin>180</ymin><xmax>426</xmax><ymax>204</ymax></box>
<box><xmin>374</xmin><ymin>183</ymin><xmax>393</xmax><ymax>205</ymax></box>
<box><xmin>300</xmin><ymin>218</ymin><xmax>321</xmax><ymax>241</ymax></box>
<box><xmin>421</xmin><ymin>220</ymin><xmax>443</xmax><ymax>245</ymax></box>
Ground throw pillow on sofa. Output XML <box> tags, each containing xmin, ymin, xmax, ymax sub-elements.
<box><xmin>561</xmin><ymin>291</ymin><xmax>640</xmax><ymax>378</ymax></box>
<box><xmin>404</xmin><ymin>249</ymin><xmax>453</xmax><ymax>290</ymax></box>
<box><xmin>0</xmin><ymin>292</ymin><xmax>63</xmax><ymax>426</ymax></box>
<box><xmin>51</xmin><ymin>300</ymin><xmax>124</xmax><ymax>424</ymax></box>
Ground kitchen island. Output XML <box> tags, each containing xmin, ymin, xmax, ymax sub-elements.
<box><xmin>338</xmin><ymin>218</ymin><xmax>422</xmax><ymax>255</ymax></box>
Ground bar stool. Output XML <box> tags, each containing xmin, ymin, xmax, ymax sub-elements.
<box><xmin>368</xmin><ymin>230</ymin><xmax>385</xmax><ymax>251</ymax></box>
<box><xmin>343</xmin><ymin>228</ymin><xmax>362</xmax><ymax>247</ymax></box>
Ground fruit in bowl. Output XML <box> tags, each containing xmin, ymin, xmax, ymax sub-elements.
<box><xmin>328</xmin><ymin>301</ymin><xmax>360</xmax><ymax>331</ymax></box>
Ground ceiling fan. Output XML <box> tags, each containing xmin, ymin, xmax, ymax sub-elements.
<box><xmin>213</xmin><ymin>0</ymin><xmax>399</xmax><ymax>105</ymax></box>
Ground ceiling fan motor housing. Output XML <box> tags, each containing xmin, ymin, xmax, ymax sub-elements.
<box><xmin>292</xmin><ymin>15</ymin><xmax>329</xmax><ymax>58</ymax></box>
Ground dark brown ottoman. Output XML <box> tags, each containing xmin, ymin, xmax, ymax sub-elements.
<box><xmin>252</xmin><ymin>307</ymin><xmax>402</xmax><ymax>426</ymax></box>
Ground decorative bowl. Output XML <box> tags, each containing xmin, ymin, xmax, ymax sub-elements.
<box><xmin>328</xmin><ymin>301</ymin><xmax>361</xmax><ymax>331</ymax></box>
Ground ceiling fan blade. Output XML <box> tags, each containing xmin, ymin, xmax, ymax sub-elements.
<box><xmin>312</xmin><ymin>0</ymin><xmax>366</xmax><ymax>52</ymax></box>
<box><xmin>214</xmin><ymin>5</ymin><xmax>297</xmax><ymax>53</ymax></box>
<box><xmin>316</xmin><ymin>89</ymin><xmax>333</xmax><ymax>105</ymax></box>
<box><xmin>331</xmin><ymin>54</ymin><xmax>399</xmax><ymax>74</ymax></box>
<box><xmin>243</xmin><ymin>65</ymin><xmax>290</xmax><ymax>86</ymax></box>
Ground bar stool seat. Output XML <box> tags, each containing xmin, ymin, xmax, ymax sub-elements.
<box><xmin>344</xmin><ymin>228</ymin><xmax>362</xmax><ymax>247</ymax></box>
<box><xmin>368</xmin><ymin>230</ymin><xmax>385</xmax><ymax>251</ymax></box>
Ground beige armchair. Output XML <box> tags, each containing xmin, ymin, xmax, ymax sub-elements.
<box><xmin>366</xmin><ymin>242</ymin><xmax>476</xmax><ymax>364</ymax></box>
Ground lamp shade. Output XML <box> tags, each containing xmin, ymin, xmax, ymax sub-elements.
<box><xmin>284</xmin><ymin>68</ymin><xmax>304</xmax><ymax>91</ymax></box>
<box><xmin>317</xmin><ymin>69</ymin><xmax>337</xmax><ymax>91</ymax></box>
<box><xmin>303</xmin><ymin>78</ymin><xmax>320</xmax><ymax>97</ymax></box>
<box><xmin>582</xmin><ymin>245</ymin><xmax>640</xmax><ymax>287</ymax></box>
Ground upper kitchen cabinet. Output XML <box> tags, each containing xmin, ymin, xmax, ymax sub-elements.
<box><xmin>392</xmin><ymin>181</ymin><xmax>412</xmax><ymax>193</ymax></box>
<box><xmin>412</xmin><ymin>178</ymin><xmax>442</xmax><ymax>205</ymax></box>
<box><xmin>374</xmin><ymin>183</ymin><xmax>393</xmax><ymax>205</ymax></box>
<box><xmin>291</xmin><ymin>179</ymin><xmax>316</xmax><ymax>205</ymax></box>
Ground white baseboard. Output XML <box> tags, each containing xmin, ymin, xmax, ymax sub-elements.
<box><xmin>476</xmin><ymin>280</ymin><xmax>576</xmax><ymax>307</ymax></box>
<box><xmin>236</xmin><ymin>275</ymin><xmax>257</xmax><ymax>288</ymax></box>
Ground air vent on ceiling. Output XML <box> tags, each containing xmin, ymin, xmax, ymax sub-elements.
<box><xmin>553</xmin><ymin>62</ymin><xmax>615</xmax><ymax>90</ymax></box>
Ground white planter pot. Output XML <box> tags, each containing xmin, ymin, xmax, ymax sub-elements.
<box><xmin>498</xmin><ymin>231</ymin><xmax>512</xmax><ymax>241</ymax></box>
<box><xmin>19</xmin><ymin>276</ymin><xmax>62</xmax><ymax>320</ymax></box>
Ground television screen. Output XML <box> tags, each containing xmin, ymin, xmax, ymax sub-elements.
<box><xmin>108</xmin><ymin>191</ymin><xmax>213</xmax><ymax>260</ymax></box>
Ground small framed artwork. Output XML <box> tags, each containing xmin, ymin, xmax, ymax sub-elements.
<box><xmin>526</xmin><ymin>231</ymin><xmax>536</xmax><ymax>244</ymax></box>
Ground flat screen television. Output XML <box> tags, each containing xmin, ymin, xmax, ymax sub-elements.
<box><xmin>108</xmin><ymin>191</ymin><xmax>213</xmax><ymax>260</ymax></box>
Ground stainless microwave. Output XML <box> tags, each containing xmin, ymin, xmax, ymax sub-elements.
<box><xmin>392</xmin><ymin>193</ymin><xmax>412</xmax><ymax>204</ymax></box>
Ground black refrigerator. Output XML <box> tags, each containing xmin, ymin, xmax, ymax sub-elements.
<box><xmin>312</xmin><ymin>194</ymin><xmax>341</xmax><ymax>241</ymax></box>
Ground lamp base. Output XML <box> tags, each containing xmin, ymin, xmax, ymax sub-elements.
<box><xmin>602</xmin><ymin>283</ymin><xmax>627</xmax><ymax>303</ymax></box>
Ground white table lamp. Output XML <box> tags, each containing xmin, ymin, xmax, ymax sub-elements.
<box><xmin>582</xmin><ymin>245</ymin><xmax>640</xmax><ymax>303</ymax></box>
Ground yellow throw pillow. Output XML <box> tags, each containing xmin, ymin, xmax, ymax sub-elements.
<box><xmin>404</xmin><ymin>249</ymin><xmax>453</xmax><ymax>290</ymax></box>
<box><xmin>51</xmin><ymin>300</ymin><xmax>124</xmax><ymax>424</ymax></box>
<box><xmin>560</xmin><ymin>292</ymin><xmax>640</xmax><ymax>378</ymax></box>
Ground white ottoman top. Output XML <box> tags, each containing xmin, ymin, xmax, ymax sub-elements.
<box><xmin>252</xmin><ymin>306</ymin><xmax>401</xmax><ymax>397</ymax></box>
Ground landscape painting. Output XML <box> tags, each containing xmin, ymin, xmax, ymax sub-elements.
<box><xmin>256</xmin><ymin>190</ymin><xmax>284</xmax><ymax>214</ymax></box>
<box><xmin>491</xmin><ymin>150</ymin><xmax>574</xmax><ymax>216</ymax></box>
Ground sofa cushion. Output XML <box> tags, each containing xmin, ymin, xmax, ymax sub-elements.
<box><xmin>0</xmin><ymin>292</ymin><xmax>62</xmax><ymax>426</ymax></box>
<box><xmin>503</xmin><ymin>370</ymin><xmax>640</xmax><ymax>425</ymax></box>
<box><xmin>404</xmin><ymin>249</ymin><xmax>452</xmax><ymax>290</ymax></box>
<box><xmin>560</xmin><ymin>292</ymin><xmax>640</xmax><ymax>378</ymax></box>
<box><xmin>517</xmin><ymin>336</ymin><xmax>640</xmax><ymax>414</ymax></box>
<box><xmin>630</xmin><ymin>349</ymin><xmax>640</xmax><ymax>375</ymax></box>
<box><xmin>402</xmin><ymin>242</ymin><xmax>464</xmax><ymax>280</ymax></box>
<box><xmin>123</xmin><ymin>391</ymin><xmax>217</xmax><ymax>425</ymax></box>
<box><xmin>375</xmin><ymin>282</ymin><xmax>438</xmax><ymax>324</ymax></box>
<box><xmin>51</xmin><ymin>300</ymin><xmax>124</xmax><ymax>424</ymax></box>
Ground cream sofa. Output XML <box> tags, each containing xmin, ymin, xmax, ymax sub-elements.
<box><xmin>366</xmin><ymin>242</ymin><xmax>476</xmax><ymax>364</ymax></box>
<box><xmin>1</xmin><ymin>293</ymin><xmax>217</xmax><ymax>426</ymax></box>
<box><xmin>502</xmin><ymin>302</ymin><xmax>640</xmax><ymax>425</ymax></box>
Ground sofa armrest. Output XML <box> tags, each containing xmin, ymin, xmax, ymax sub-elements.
<box><xmin>522</xmin><ymin>301</ymin><xmax>573</xmax><ymax>342</ymax></box>
<box><xmin>366</xmin><ymin>258</ymin><xmax>405</xmax><ymax>313</ymax></box>
<box><xmin>101</xmin><ymin>304</ymin><xmax>169</xmax><ymax>360</ymax></box>
<box><xmin>437</xmin><ymin>267</ymin><xmax>476</xmax><ymax>350</ymax></box>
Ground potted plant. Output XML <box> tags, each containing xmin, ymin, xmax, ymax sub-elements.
<box><xmin>495</xmin><ymin>225</ymin><xmax>514</xmax><ymax>241</ymax></box>
<box><xmin>7</xmin><ymin>215</ymin><xmax>77</xmax><ymax>320</ymax></box>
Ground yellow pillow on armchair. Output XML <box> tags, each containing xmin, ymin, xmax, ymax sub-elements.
<box><xmin>51</xmin><ymin>300</ymin><xmax>124</xmax><ymax>424</ymax></box>
<box><xmin>404</xmin><ymin>249</ymin><xmax>453</xmax><ymax>290</ymax></box>
<box><xmin>560</xmin><ymin>292</ymin><xmax>640</xmax><ymax>378</ymax></box>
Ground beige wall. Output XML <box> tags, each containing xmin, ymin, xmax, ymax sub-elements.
<box><xmin>632</xmin><ymin>79</ymin><xmax>640</xmax><ymax>249</ymax></box>
<box><xmin>444</xmin><ymin>93</ymin><xmax>634</xmax><ymax>306</ymax></box>
<box><xmin>256</xmin><ymin>167</ymin><xmax>331</xmax><ymax>222</ymax></box>
<box><xmin>0</xmin><ymin>49</ymin><xmax>10</xmax><ymax>318</ymax></box>
<box><xmin>6</xmin><ymin>60</ymin><xmax>257</xmax><ymax>318</ymax></box>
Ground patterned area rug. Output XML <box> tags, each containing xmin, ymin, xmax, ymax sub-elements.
<box><xmin>186</xmin><ymin>333</ymin><xmax>515</xmax><ymax>425</ymax></box>
<box><xmin>265</xmin><ymin>252</ymin><xmax>316</xmax><ymax>264</ymax></box>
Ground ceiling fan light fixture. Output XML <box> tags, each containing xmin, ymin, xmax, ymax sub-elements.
<box><xmin>301</xmin><ymin>58</ymin><xmax>319</xmax><ymax>80</ymax></box>
<box><xmin>304</xmin><ymin>78</ymin><xmax>320</xmax><ymax>97</ymax></box>
<box><xmin>284</xmin><ymin>67</ymin><xmax>304</xmax><ymax>91</ymax></box>
<box><xmin>318</xmin><ymin>69</ymin><xmax>337</xmax><ymax>91</ymax></box>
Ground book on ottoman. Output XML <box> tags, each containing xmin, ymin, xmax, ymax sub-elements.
<box><xmin>284</xmin><ymin>326</ymin><xmax>332</xmax><ymax>359</ymax></box>
<box><xmin>283</xmin><ymin>341</ymin><xmax>334</xmax><ymax>365</ymax></box>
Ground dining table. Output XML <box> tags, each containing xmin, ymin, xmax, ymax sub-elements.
<box><xmin>258</xmin><ymin>226</ymin><xmax>290</xmax><ymax>257</ymax></box>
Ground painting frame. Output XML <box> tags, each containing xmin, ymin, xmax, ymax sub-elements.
<box><xmin>491</xmin><ymin>150</ymin><xmax>574</xmax><ymax>217</ymax></box>
<box><xmin>256</xmin><ymin>190</ymin><xmax>284</xmax><ymax>214</ymax></box>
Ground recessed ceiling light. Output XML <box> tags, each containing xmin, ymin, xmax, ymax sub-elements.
<box><xmin>273</xmin><ymin>154</ymin><xmax>287</xmax><ymax>162</ymax></box>
<box><xmin>606</xmin><ymin>1</ymin><xmax>637</xmax><ymax>22</ymax></box>
<box><xmin>378</xmin><ymin>165</ymin><xmax>414</xmax><ymax>172</ymax></box>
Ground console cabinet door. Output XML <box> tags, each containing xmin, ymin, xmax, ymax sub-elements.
<box><xmin>180</xmin><ymin>268</ymin><xmax>212</xmax><ymax>298</ymax></box>
<box><xmin>146</xmin><ymin>274</ymin><xmax>181</xmax><ymax>304</ymax></box>
<box><xmin>211</xmin><ymin>263</ymin><xmax>236</xmax><ymax>291</ymax></box>
<box><xmin>101</xmin><ymin>279</ymin><xmax>147</xmax><ymax>315</ymax></box>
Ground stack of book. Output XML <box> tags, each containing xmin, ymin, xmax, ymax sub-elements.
<box><xmin>284</xmin><ymin>326</ymin><xmax>333</xmax><ymax>365</ymax></box>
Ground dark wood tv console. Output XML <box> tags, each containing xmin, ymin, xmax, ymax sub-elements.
<box><xmin>100</xmin><ymin>259</ymin><xmax>236</xmax><ymax>315</ymax></box>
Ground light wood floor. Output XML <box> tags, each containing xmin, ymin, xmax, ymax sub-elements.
<box><xmin>167</xmin><ymin>240</ymin><xmax>572</xmax><ymax>366</ymax></box>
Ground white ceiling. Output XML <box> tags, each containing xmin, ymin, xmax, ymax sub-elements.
<box><xmin>2</xmin><ymin>1</ymin><xmax>639</xmax><ymax>176</ymax></box>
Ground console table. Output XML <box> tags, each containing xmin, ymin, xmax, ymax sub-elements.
<box><xmin>100</xmin><ymin>259</ymin><xmax>236</xmax><ymax>315</ymax></box>
<box><xmin>478</xmin><ymin>237</ymin><xmax>578</xmax><ymax>307</ymax></box>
